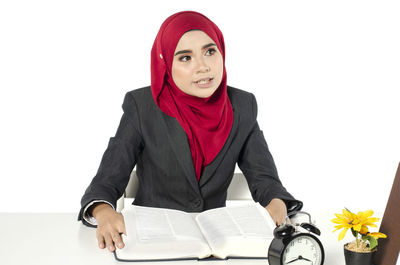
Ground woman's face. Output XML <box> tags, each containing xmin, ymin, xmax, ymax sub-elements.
<box><xmin>172</xmin><ymin>30</ymin><xmax>223</xmax><ymax>98</ymax></box>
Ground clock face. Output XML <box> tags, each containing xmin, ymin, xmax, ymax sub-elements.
<box><xmin>282</xmin><ymin>234</ymin><xmax>323</xmax><ymax>265</ymax></box>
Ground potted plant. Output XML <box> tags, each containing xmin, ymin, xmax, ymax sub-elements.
<box><xmin>331</xmin><ymin>208</ymin><xmax>387</xmax><ymax>265</ymax></box>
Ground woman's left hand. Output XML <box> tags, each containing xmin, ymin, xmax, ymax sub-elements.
<box><xmin>265</xmin><ymin>198</ymin><xmax>287</xmax><ymax>226</ymax></box>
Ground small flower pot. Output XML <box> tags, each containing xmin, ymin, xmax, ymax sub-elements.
<box><xmin>344</xmin><ymin>243</ymin><xmax>377</xmax><ymax>265</ymax></box>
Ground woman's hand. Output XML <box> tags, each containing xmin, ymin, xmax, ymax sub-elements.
<box><xmin>91</xmin><ymin>203</ymin><xmax>127</xmax><ymax>252</ymax></box>
<box><xmin>265</xmin><ymin>198</ymin><xmax>287</xmax><ymax>226</ymax></box>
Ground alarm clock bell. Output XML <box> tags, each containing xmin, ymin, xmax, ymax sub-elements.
<box><xmin>268</xmin><ymin>211</ymin><xmax>325</xmax><ymax>265</ymax></box>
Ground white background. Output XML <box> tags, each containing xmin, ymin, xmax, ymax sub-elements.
<box><xmin>0</xmin><ymin>0</ymin><xmax>399</xmax><ymax>214</ymax></box>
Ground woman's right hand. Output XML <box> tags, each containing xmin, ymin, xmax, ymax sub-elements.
<box><xmin>91</xmin><ymin>203</ymin><xmax>127</xmax><ymax>252</ymax></box>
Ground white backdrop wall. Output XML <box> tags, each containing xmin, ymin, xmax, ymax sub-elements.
<box><xmin>0</xmin><ymin>0</ymin><xmax>399</xmax><ymax>213</ymax></box>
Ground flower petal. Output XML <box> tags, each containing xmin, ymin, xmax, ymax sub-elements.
<box><xmin>331</xmin><ymin>218</ymin><xmax>344</xmax><ymax>224</ymax></box>
<box><xmin>360</xmin><ymin>226</ymin><xmax>369</xmax><ymax>234</ymax></box>
<box><xmin>338</xmin><ymin>227</ymin><xmax>348</xmax><ymax>241</ymax></box>
<box><xmin>353</xmin><ymin>224</ymin><xmax>362</xmax><ymax>232</ymax></box>
<box><xmin>368</xmin><ymin>232</ymin><xmax>387</xmax><ymax>239</ymax></box>
<box><xmin>366</xmin><ymin>217</ymin><xmax>380</xmax><ymax>223</ymax></box>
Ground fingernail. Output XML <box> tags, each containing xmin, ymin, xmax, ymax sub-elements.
<box><xmin>118</xmin><ymin>243</ymin><xmax>123</xmax><ymax>248</ymax></box>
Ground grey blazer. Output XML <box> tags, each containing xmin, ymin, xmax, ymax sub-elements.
<box><xmin>78</xmin><ymin>86</ymin><xmax>302</xmax><ymax>227</ymax></box>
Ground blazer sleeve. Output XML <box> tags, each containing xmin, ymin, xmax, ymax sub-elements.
<box><xmin>237</xmin><ymin>94</ymin><xmax>303</xmax><ymax>213</ymax></box>
<box><xmin>78</xmin><ymin>92</ymin><xmax>144</xmax><ymax>227</ymax></box>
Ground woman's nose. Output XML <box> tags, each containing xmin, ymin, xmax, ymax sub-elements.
<box><xmin>196</xmin><ymin>58</ymin><xmax>210</xmax><ymax>73</ymax></box>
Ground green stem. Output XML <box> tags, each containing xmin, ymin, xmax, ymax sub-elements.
<box><xmin>356</xmin><ymin>232</ymin><xmax>359</xmax><ymax>249</ymax></box>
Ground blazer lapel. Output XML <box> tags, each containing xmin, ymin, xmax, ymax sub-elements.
<box><xmin>199</xmin><ymin>107</ymin><xmax>240</xmax><ymax>187</ymax></box>
<box><xmin>160</xmin><ymin>113</ymin><xmax>200</xmax><ymax>194</ymax></box>
<box><xmin>160</xmin><ymin>105</ymin><xmax>240</xmax><ymax>192</ymax></box>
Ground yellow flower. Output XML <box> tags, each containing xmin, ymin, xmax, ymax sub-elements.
<box><xmin>332</xmin><ymin>208</ymin><xmax>387</xmax><ymax>251</ymax></box>
<box><xmin>355</xmin><ymin>210</ymin><xmax>380</xmax><ymax>235</ymax></box>
<box><xmin>367</xmin><ymin>232</ymin><xmax>387</xmax><ymax>239</ymax></box>
<box><xmin>331</xmin><ymin>209</ymin><xmax>357</xmax><ymax>241</ymax></box>
<box><xmin>331</xmin><ymin>209</ymin><xmax>381</xmax><ymax>241</ymax></box>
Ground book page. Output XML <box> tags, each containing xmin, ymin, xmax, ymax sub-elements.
<box><xmin>134</xmin><ymin>205</ymin><xmax>205</xmax><ymax>241</ymax></box>
<box><xmin>195</xmin><ymin>203</ymin><xmax>274</xmax><ymax>259</ymax></box>
<box><xmin>227</xmin><ymin>204</ymin><xmax>275</xmax><ymax>237</ymax></box>
<box><xmin>115</xmin><ymin>205</ymin><xmax>211</xmax><ymax>261</ymax></box>
<box><xmin>134</xmin><ymin>206</ymin><xmax>174</xmax><ymax>240</ymax></box>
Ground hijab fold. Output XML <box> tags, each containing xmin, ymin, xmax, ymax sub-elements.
<box><xmin>151</xmin><ymin>11</ymin><xmax>233</xmax><ymax>181</ymax></box>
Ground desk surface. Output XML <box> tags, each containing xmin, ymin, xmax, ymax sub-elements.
<box><xmin>0</xmin><ymin>211</ymin><xmax>350</xmax><ymax>265</ymax></box>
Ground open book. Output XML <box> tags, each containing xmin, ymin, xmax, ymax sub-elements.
<box><xmin>115</xmin><ymin>202</ymin><xmax>275</xmax><ymax>262</ymax></box>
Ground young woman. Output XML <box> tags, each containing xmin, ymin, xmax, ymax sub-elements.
<box><xmin>78</xmin><ymin>11</ymin><xmax>303</xmax><ymax>252</ymax></box>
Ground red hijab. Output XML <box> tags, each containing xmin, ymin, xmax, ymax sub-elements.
<box><xmin>151</xmin><ymin>11</ymin><xmax>233</xmax><ymax>181</ymax></box>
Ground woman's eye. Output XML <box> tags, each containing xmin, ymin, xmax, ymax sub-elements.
<box><xmin>206</xmin><ymin>48</ymin><xmax>216</xmax><ymax>56</ymax></box>
<box><xmin>179</xmin><ymin>55</ymin><xmax>191</xmax><ymax>62</ymax></box>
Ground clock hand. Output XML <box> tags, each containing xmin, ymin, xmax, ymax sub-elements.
<box><xmin>286</xmin><ymin>255</ymin><xmax>314</xmax><ymax>264</ymax></box>
<box><xmin>285</xmin><ymin>257</ymin><xmax>300</xmax><ymax>264</ymax></box>
<box><xmin>301</xmin><ymin>257</ymin><xmax>313</xmax><ymax>262</ymax></box>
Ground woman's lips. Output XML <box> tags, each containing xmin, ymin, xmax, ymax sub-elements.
<box><xmin>194</xmin><ymin>77</ymin><xmax>214</xmax><ymax>88</ymax></box>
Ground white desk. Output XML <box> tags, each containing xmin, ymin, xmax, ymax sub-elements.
<box><xmin>0</xmin><ymin>211</ymin><xmax>350</xmax><ymax>265</ymax></box>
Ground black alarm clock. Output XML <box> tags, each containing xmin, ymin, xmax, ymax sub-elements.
<box><xmin>268</xmin><ymin>211</ymin><xmax>325</xmax><ymax>265</ymax></box>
